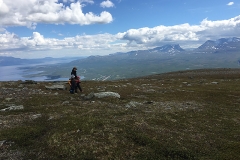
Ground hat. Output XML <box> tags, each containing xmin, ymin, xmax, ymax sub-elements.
<box><xmin>73</xmin><ymin>67</ymin><xmax>77</xmax><ymax>70</ymax></box>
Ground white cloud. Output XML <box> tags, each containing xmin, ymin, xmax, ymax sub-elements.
<box><xmin>1</xmin><ymin>15</ymin><xmax>240</xmax><ymax>58</ymax></box>
<box><xmin>0</xmin><ymin>0</ymin><xmax>9</xmax><ymax>15</ymax></box>
<box><xmin>119</xmin><ymin>15</ymin><xmax>240</xmax><ymax>46</ymax></box>
<box><xmin>80</xmin><ymin>0</ymin><xmax>94</xmax><ymax>4</ymax></box>
<box><xmin>119</xmin><ymin>24</ymin><xmax>200</xmax><ymax>45</ymax></box>
<box><xmin>0</xmin><ymin>0</ymin><xmax>113</xmax><ymax>28</ymax></box>
<box><xmin>0</xmin><ymin>31</ymin><xmax>119</xmax><ymax>57</ymax></box>
<box><xmin>227</xmin><ymin>2</ymin><xmax>234</xmax><ymax>6</ymax></box>
<box><xmin>100</xmin><ymin>0</ymin><xmax>114</xmax><ymax>8</ymax></box>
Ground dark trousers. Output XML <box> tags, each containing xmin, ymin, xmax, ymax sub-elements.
<box><xmin>75</xmin><ymin>82</ymin><xmax>82</xmax><ymax>92</ymax></box>
<box><xmin>70</xmin><ymin>79</ymin><xmax>76</xmax><ymax>92</ymax></box>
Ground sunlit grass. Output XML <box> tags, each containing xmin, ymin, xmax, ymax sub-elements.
<box><xmin>0</xmin><ymin>69</ymin><xmax>240</xmax><ymax>159</ymax></box>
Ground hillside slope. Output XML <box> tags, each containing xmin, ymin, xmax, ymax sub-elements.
<box><xmin>0</xmin><ymin>68</ymin><xmax>240</xmax><ymax>159</ymax></box>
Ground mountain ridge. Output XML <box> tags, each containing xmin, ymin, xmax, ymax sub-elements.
<box><xmin>197</xmin><ymin>37</ymin><xmax>240</xmax><ymax>52</ymax></box>
<box><xmin>1</xmin><ymin>37</ymin><xmax>240</xmax><ymax>81</ymax></box>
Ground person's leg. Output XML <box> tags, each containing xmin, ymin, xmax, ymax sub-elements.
<box><xmin>77</xmin><ymin>83</ymin><xmax>82</xmax><ymax>92</ymax></box>
<box><xmin>70</xmin><ymin>79</ymin><xmax>76</xmax><ymax>93</ymax></box>
<box><xmin>75</xmin><ymin>85</ymin><xmax>78</xmax><ymax>93</ymax></box>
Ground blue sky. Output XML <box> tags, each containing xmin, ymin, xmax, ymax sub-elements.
<box><xmin>0</xmin><ymin>0</ymin><xmax>240</xmax><ymax>58</ymax></box>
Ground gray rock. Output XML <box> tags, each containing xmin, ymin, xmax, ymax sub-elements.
<box><xmin>84</xmin><ymin>92</ymin><xmax>120</xmax><ymax>100</ymax></box>
<box><xmin>18</xmin><ymin>84</ymin><xmax>24</xmax><ymax>88</ymax></box>
<box><xmin>211</xmin><ymin>82</ymin><xmax>219</xmax><ymax>84</ymax></box>
<box><xmin>45</xmin><ymin>84</ymin><xmax>66</xmax><ymax>90</ymax></box>
<box><xmin>0</xmin><ymin>140</ymin><xmax>6</xmax><ymax>147</ymax></box>
<box><xmin>125</xmin><ymin>101</ymin><xmax>142</xmax><ymax>108</ymax></box>
<box><xmin>94</xmin><ymin>92</ymin><xmax>120</xmax><ymax>98</ymax></box>
<box><xmin>31</xmin><ymin>114</ymin><xmax>42</xmax><ymax>119</ymax></box>
<box><xmin>84</xmin><ymin>92</ymin><xmax>95</xmax><ymax>100</ymax></box>
<box><xmin>146</xmin><ymin>89</ymin><xmax>155</xmax><ymax>92</ymax></box>
<box><xmin>1</xmin><ymin>105</ymin><xmax>24</xmax><ymax>111</ymax></box>
<box><xmin>62</xmin><ymin>101</ymin><xmax>70</xmax><ymax>105</ymax></box>
<box><xmin>5</xmin><ymin>98</ymin><xmax>12</xmax><ymax>102</ymax></box>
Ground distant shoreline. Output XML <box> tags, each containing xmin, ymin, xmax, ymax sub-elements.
<box><xmin>1</xmin><ymin>68</ymin><xmax>240</xmax><ymax>82</ymax></box>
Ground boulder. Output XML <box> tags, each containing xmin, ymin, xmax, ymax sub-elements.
<box><xmin>31</xmin><ymin>114</ymin><xmax>42</xmax><ymax>120</ymax></box>
<box><xmin>45</xmin><ymin>84</ymin><xmax>66</xmax><ymax>90</ymax></box>
<box><xmin>125</xmin><ymin>101</ymin><xmax>142</xmax><ymax>108</ymax></box>
<box><xmin>84</xmin><ymin>92</ymin><xmax>120</xmax><ymax>100</ymax></box>
<box><xmin>84</xmin><ymin>92</ymin><xmax>95</xmax><ymax>100</ymax></box>
<box><xmin>1</xmin><ymin>105</ymin><xmax>24</xmax><ymax>111</ymax></box>
<box><xmin>94</xmin><ymin>92</ymin><xmax>120</xmax><ymax>99</ymax></box>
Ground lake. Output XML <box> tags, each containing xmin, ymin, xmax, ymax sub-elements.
<box><xmin>0</xmin><ymin>58</ymin><xmax>84</xmax><ymax>81</ymax></box>
<box><xmin>0</xmin><ymin>65</ymin><xmax>71</xmax><ymax>81</ymax></box>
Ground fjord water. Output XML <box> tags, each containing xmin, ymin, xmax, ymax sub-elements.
<box><xmin>0</xmin><ymin>58</ymin><xmax>77</xmax><ymax>81</ymax></box>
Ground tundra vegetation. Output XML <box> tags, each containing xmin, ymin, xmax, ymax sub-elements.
<box><xmin>0</xmin><ymin>68</ymin><xmax>240</xmax><ymax>159</ymax></box>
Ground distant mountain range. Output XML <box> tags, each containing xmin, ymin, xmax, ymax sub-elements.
<box><xmin>197</xmin><ymin>37</ymin><xmax>240</xmax><ymax>52</ymax></box>
<box><xmin>110</xmin><ymin>37</ymin><xmax>240</xmax><ymax>57</ymax></box>
<box><xmin>1</xmin><ymin>37</ymin><xmax>240</xmax><ymax>81</ymax></box>
<box><xmin>75</xmin><ymin>37</ymin><xmax>240</xmax><ymax>64</ymax></box>
<box><xmin>149</xmin><ymin>44</ymin><xmax>185</xmax><ymax>54</ymax></box>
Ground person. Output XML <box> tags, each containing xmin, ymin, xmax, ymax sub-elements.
<box><xmin>75</xmin><ymin>76</ymin><xmax>83</xmax><ymax>93</ymax></box>
<box><xmin>68</xmin><ymin>75</ymin><xmax>76</xmax><ymax>94</ymax></box>
<box><xmin>71</xmin><ymin>67</ymin><xmax>77</xmax><ymax>77</ymax></box>
<box><xmin>69</xmin><ymin>67</ymin><xmax>78</xmax><ymax>94</ymax></box>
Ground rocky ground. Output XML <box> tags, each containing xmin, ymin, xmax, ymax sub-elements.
<box><xmin>0</xmin><ymin>68</ymin><xmax>240</xmax><ymax>159</ymax></box>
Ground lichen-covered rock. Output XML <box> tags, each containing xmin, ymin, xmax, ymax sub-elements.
<box><xmin>83</xmin><ymin>92</ymin><xmax>120</xmax><ymax>100</ymax></box>
<box><xmin>125</xmin><ymin>101</ymin><xmax>142</xmax><ymax>108</ymax></box>
<box><xmin>1</xmin><ymin>105</ymin><xmax>24</xmax><ymax>111</ymax></box>
<box><xmin>45</xmin><ymin>84</ymin><xmax>66</xmax><ymax>90</ymax></box>
<box><xmin>31</xmin><ymin>114</ymin><xmax>42</xmax><ymax>120</ymax></box>
<box><xmin>94</xmin><ymin>92</ymin><xmax>120</xmax><ymax>98</ymax></box>
<box><xmin>84</xmin><ymin>92</ymin><xmax>95</xmax><ymax>100</ymax></box>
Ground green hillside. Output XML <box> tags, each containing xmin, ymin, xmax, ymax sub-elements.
<box><xmin>0</xmin><ymin>68</ymin><xmax>240</xmax><ymax>159</ymax></box>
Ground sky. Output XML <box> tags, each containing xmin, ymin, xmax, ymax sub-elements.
<box><xmin>0</xmin><ymin>0</ymin><xmax>240</xmax><ymax>59</ymax></box>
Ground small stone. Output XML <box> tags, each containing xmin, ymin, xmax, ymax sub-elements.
<box><xmin>62</xmin><ymin>101</ymin><xmax>70</xmax><ymax>105</ymax></box>
<box><xmin>84</xmin><ymin>92</ymin><xmax>95</xmax><ymax>100</ymax></box>
<box><xmin>125</xmin><ymin>101</ymin><xmax>142</xmax><ymax>108</ymax></box>
<box><xmin>94</xmin><ymin>92</ymin><xmax>120</xmax><ymax>99</ymax></box>
<box><xmin>45</xmin><ymin>84</ymin><xmax>66</xmax><ymax>90</ymax></box>
<box><xmin>31</xmin><ymin>114</ymin><xmax>42</xmax><ymax>119</ymax></box>
<box><xmin>18</xmin><ymin>84</ymin><xmax>24</xmax><ymax>88</ymax></box>
<box><xmin>0</xmin><ymin>140</ymin><xmax>6</xmax><ymax>147</ymax></box>
<box><xmin>1</xmin><ymin>105</ymin><xmax>24</xmax><ymax>111</ymax></box>
<box><xmin>5</xmin><ymin>98</ymin><xmax>12</xmax><ymax>102</ymax></box>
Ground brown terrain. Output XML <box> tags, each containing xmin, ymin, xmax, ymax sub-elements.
<box><xmin>0</xmin><ymin>68</ymin><xmax>240</xmax><ymax>159</ymax></box>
